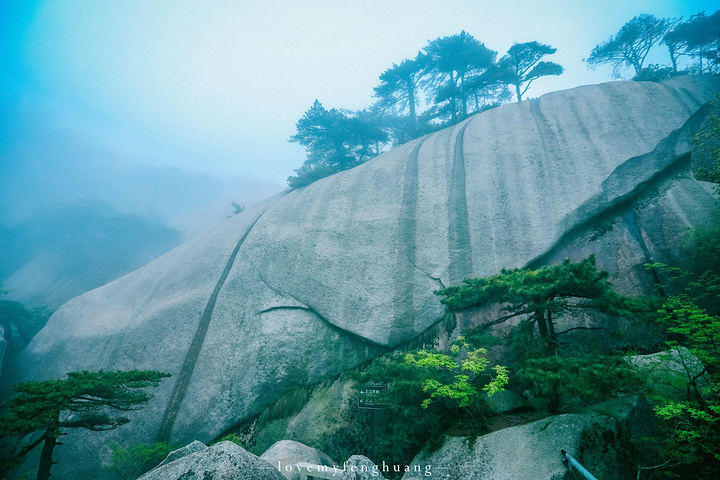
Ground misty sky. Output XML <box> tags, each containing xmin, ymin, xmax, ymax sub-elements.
<box><xmin>0</xmin><ymin>0</ymin><xmax>717</xmax><ymax>186</ymax></box>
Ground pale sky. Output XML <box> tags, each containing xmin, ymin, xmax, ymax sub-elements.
<box><xmin>0</xmin><ymin>0</ymin><xmax>716</xmax><ymax>185</ymax></box>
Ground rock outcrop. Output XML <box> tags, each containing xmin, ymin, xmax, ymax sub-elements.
<box><xmin>155</xmin><ymin>440</ymin><xmax>207</xmax><ymax>468</ymax></box>
<box><xmin>138</xmin><ymin>441</ymin><xmax>285</xmax><ymax>480</ymax></box>
<box><xmin>341</xmin><ymin>455</ymin><xmax>386</xmax><ymax>480</ymax></box>
<box><xmin>260</xmin><ymin>440</ymin><xmax>336</xmax><ymax>480</ymax></box>
<box><xmin>402</xmin><ymin>396</ymin><xmax>653</xmax><ymax>480</ymax></box>
<box><xmin>9</xmin><ymin>76</ymin><xmax>720</xmax><ymax>478</ymax></box>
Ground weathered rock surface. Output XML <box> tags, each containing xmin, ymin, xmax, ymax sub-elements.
<box><xmin>260</xmin><ymin>440</ymin><xmax>336</xmax><ymax>480</ymax></box>
<box><xmin>0</xmin><ymin>324</ymin><xmax>6</xmax><ymax>376</ymax></box>
<box><xmin>402</xmin><ymin>408</ymin><xmax>637</xmax><ymax>479</ymax></box>
<box><xmin>341</xmin><ymin>455</ymin><xmax>386</xmax><ymax>480</ymax></box>
<box><xmin>486</xmin><ymin>390</ymin><xmax>529</xmax><ymax>415</ymax></box>
<box><xmin>627</xmin><ymin>347</ymin><xmax>709</xmax><ymax>400</ymax></box>
<box><xmin>138</xmin><ymin>441</ymin><xmax>285</xmax><ymax>480</ymax></box>
<box><xmin>156</xmin><ymin>440</ymin><xmax>208</xmax><ymax>468</ymax></box>
<box><xmin>248</xmin><ymin>379</ymin><xmax>356</xmax><ymax>455</ymax></box>
<box><xmin>10</xmin><ymin>76</ymin><xmax>720</xmax><ymax>478</ymax></box>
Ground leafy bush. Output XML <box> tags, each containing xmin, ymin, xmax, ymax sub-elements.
<box><xmin>106</xmin><ymin>442</ymin><xmax>171</xmax><ymax>480</ymax></box>
<box><xmin>342</xmin><ymin>338</ymin><xmax>506</xmax><ymax>474</ymax></box>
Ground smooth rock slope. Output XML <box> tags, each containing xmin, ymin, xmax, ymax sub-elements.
<box><xmin>9</xmin><ymin>76</ymin><xmax>720</xmax><ymax>478</ymax></box>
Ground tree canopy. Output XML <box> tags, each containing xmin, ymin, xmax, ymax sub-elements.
<box><xmin>498</xmin><ymin>41</ymin><xmax>564</xmax><ymax>102</ymax></box>
<box><xmin>287</xmin><ymin>30</ymin><xmax>556</xmax><ymax>189</ymax></box>
<box><xmin>421</xmin><ymin>31</ymin><xmax>497</xmax><ymax>121</ymax></box>
<box><xmin>436</xmin><ymin>255</ymin><xmax>649</xmax><ymax>355</ymax></box>
<box><xmin>663</xmin><ymin>11</ymin><xmax>720</xmax><ymax>74</ymax></box>
<box><xmin>287</xmin><ymin>101</ymin><xmax>387</xmax><ymax>189</ymax></box>
<box><xmin>587</xmin><ymin>14</ymin><xmax>672</xmax><ymax>77</ymax></box>
<box><xmin>374</xmin><ymin>59</ymin><xmax>423</xmax><ymax>131</ymax></box>
<box><xmin>0</xmin><ymin>370</ymin><xmax>170</xmax><ymax>480</ymax></box>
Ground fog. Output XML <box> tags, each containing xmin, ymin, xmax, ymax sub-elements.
<box><xmin>0</xmin><ymin>0</ymin><xmax>715</xmax><ymax>308</ymax></box>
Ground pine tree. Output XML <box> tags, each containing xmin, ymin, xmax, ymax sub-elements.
<box><xmin>0</xmin><ymin>370</ymin><xmax>170</xmax><ymax>480</ymax></box>
<box><xmin>436</xmin><ymin>255</ymin><xmax>649</xmax><ymax>355</ymax></box>
<box><xmin>497</xmin><ymin>41</ymin><xmax>564</xmax><ymax>102</ymax></box>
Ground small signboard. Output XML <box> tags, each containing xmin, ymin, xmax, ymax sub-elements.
<box><xmin>358</xmin><ymin>384</ymin><xmax>387</xmax><ymax>410</ymax></box>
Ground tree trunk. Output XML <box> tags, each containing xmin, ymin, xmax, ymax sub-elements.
<box><xmin>450</xmin><ymin>71</ymin><xmax>457</xmax><ymax>121</ymax></box>
<box><xmin>408</xmin><ymin>87</ymin><xmax>417</xmax><ymax>130</ymax></box>
<box><xmin>546</xmin><ymin>311</ymin><xmax>558</xmax><ymax>356</ymax></box>
<box><xmin>535</xmin><ymin>311</ymin><xmax>557</xmax><ymax>356</ymax></box>
<box><xmin>667</xmin><ymin>45</ymin><xmax>678</xmax><ymax>72</ymax></box>
<box><xmin>36</xmin><ymin>433</ymin><xmax>57</xmax><ymax>480</ymax></box>
<box><xmin>515</xmin><ymin>83</ymin><xmax>522</xmax><ymax>102</ymax></box>
<box><xmin>535</xmin><ymin>311</ymin><xmax>549</xmax><ymax>338</ymax></box>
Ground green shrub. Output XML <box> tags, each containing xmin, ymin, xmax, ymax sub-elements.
<box><xmin>106</xmin><ymin>442</ymin><xmax>172</xmax><ymax>480</ymax></box>
<box><xmin>520</xmin><ymin>355</ymin><xmax>642</xmax><ymax>412</ymax></box>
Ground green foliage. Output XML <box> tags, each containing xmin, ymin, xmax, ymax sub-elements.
<box><xmin>587</xmin><ymin>14</ymin><xmax>673</xmax><ymax>77</ymax></box>
<box><xmin>344</xmin><ymin>338</ymin><xmax>506</xmax><ymax>474</ymax></box>
<box><xmin>374</xmin><ymin>59</ymin><xmax>423</xmax><ymax>141</ymax></box>
<box><xmin>436</xmin><ymin>255</ymin><xmax>652</xmax><ymax>355</ymax></box>
<box><xmin>653</xmin><ymin>398</ymin><xmax>720</xmax><ymax>478</ymax></box>
<box><xmin>0</xmin><ymin>370</ymin><xmax>170</xmax><ymax>480</ymax></box>
<box><xmin>229</xmin><ymin>201</ymin><xmax>245</xmax><ymax>216</ymax></box>
<box><xmin>106</xmin><ymin>442</ymin><xmax>171</xmax><ymax>480</ymax></box>
<box><xmin>213</xmin><ymin>433</ymin><xmax>244</xmax><ymax>447</ymax></box>
<box><xmin>420</xmin><ymin>31</ymin><xmax>497</xmax><ymax>120</ymax></box>
<box><xmin>288</xmin><ymin>101</ymin><xmax>387</xmax><ymax>188</ymax></box>
<box><xmin>349</xmin><ymin>352</ymin><xmax>450</xmax><ymax>471</ymax></box>
<box><xmin>693</xmin><ymin>104</ymin><xmax>720</xmax><ymax>196</ymax></box>
<box><xmin>632</xmin><ymin>64</ymin><xmax>675</xmax><ymax>82</ymax></box>
<box><xmin>497</xmin><ymin>41</ymin><xmax>564</xmax><ymax>101</ymax></box>
<box><xmin>520</xmin><ymin>355</ymin><xmax>642</xmax><ymax>412</ymax></box>
<box><xmin>0</xmin><ymin>299</ymin><xmax>52</xmax><ymax>348</ymax></box>
<box><xmin>658</xmin><ymin>295</ymin><xmax>720</xmax><ymax>371</ymax></box>
<box><xmin>405</xmin><ymin>337</ymin><xmax>508</xmax><ymax>409</ymax></box>
<box><xmin>663</xmin><ymin>11</ymin><xmax>720</xmax><ymax>74</ymax></box>
<box><xmin>287</xmin><ymin>31</ymin><xmax>568</xmax><ymax>188</ymax></box>
<box><xmin>644</xmin><ymin>213</ymin><xmax>720</xmax><ymax>478</ymax></box>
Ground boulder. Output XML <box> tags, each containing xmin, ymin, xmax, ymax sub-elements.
<box><xmin>138</xmin><ymin>441</ymin><xmax>285</xmax><ymax>480</ymax></box>
<box><xmin>260</xmin><ymin>440</ymin><xmax>336</xmax><ymax>480</ymax></box>
<box><xmin>402</xmin><ymin>412</ymin><xmax>634</xmax><ymax>479</ymax></box>
<box><xmin>341</xmin><ymin>455</ymin><xmax>386</xmax><ymax>480</ymax></box>
<box><xmin>486</xmin><ymin>390</ymin><xmax>529</xmax><ymax>415</ymax></box>
<box><xmin>10</xmin><ymin>76</ymin><xmax>720</xmax><ymax>478</ymax></box>
<box><xmin>627</xmin><ymin>347</ymin><xmax>708</xmax><ymax>400</ymax></box>
<box><xmin>155</xmin><ymin>440</ymin><xmax>208</xmax><ymax>468</ymax></box>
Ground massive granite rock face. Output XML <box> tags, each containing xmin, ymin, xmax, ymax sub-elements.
<box><xmin>8</xmin><ymin>76</ymin><xmax>720</xmax><ymax>477</ymax></box>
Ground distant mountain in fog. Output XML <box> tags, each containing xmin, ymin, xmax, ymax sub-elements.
<box><xmin>0</xmin><ymin>158</ymin><xmax>283</xmax><ymax>238</ymax></box>
<box><xmin>0</xmin><ymin>159</ymin><xmax>284</xmax><ymax>308</ymax></box>
<box><xmin>0</xmin><ymin>200</ymin><xmax>181</xmax><ymax>309</ymax></box>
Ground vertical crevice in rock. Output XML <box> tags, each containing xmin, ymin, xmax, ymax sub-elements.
<box><xmin>448</xmin><ymin>122</ymin><xmax>473</xmax><ymax>285</ymax></box>
<box><xmin>679</xmin><ymin>87</ymin><xmax>704</xmax><ymax>109</ymax></box>
<box><xmin>622</xmin><ymin>209</ymin><xmax>665</xmax><ymax>296</ymax></box>
<box><xmin>391</xmin><ymin>139</ymin><xmax>426</xmax><ymax>341</ymax></box>
<box><xmin>660</xmin><ymin>84</ymin><xmax>697</xmax><ymax>116</ymax></box>
<box><xmin>157</xmin><ymin>211</ymin><xmax>267</xmax><ymax>442</ymax></box>
<box><xmin>528</xmin><ymin>99</ymin><xmax>565</xmax><ymax>211</ymax></box>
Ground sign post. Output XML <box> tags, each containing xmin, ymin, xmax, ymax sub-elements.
<box><xmin>358</xmin><ymin>384</ymin><xmax>387</xmax><ymax>462</ymax></box>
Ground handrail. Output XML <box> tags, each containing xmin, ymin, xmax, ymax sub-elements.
<box><xmin>561</xmin><ymin>449</ymin><xmax>599</xmax><ymax>480</ymax></box>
